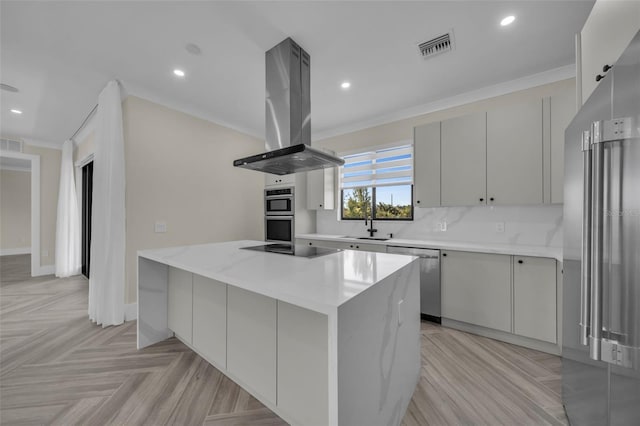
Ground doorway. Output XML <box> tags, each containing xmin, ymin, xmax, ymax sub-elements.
<box><xmin>81</xmin><ymin>161</ymin><xmax>93</xmax><ymax>278</ymax></box>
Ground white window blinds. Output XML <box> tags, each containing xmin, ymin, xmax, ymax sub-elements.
<box><xmin>340</xmin><ymin>144</ymin><xmax>413</xmax><ymax>189</ymax></box>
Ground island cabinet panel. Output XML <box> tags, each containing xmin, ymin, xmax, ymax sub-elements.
<box><xmin>277</xmin><ymin>301</ymin><xmax>328</xmax><ymax>426</ymax></box>
<box><xmin>413</xmin><ymin>121</ymin><xmax>441</xmax><ymax>207</ymax></box>
<box><xmin>441</xmin><ymin>251</ymin><xmax>512</xmax><ymax>332</ymax></box>
<box><xmin>227</xmin><ymin>286</ymin><xmax>277</xmax><ymax>405</ymax></box>
<box><xmin>168</xmin><ymin>267</ymin><xmax>193</xmax><ymax>344</ymax></box>
<box><xmin>513</xmin><ymin>256</ymin><xmax>557</xmax><ymax>343</ymax></box>
<box><xmin>192</xmin><ymin>274</ymin><xmax>227</xmax><ymax>368</ymax></box>
<box><xmin>486</xmin><ymin>99</ymin><xmax>543</xmax><ymax>205</ymax></box>
<box><xmin>441</xmin><ymin>112</ymin><xmax>487</xmax><ymax>206</ymax></box>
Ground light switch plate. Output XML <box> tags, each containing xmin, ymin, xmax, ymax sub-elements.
<box><xmin>154</xmin><ymin>221</ymin><xmax>167</xmax><ymax>233</ymax></box>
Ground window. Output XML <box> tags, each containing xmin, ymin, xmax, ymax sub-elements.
<box><xmin>340</xmin><ymin>144</ymin><xmax>413</xmax><ymax>220</ymax></box>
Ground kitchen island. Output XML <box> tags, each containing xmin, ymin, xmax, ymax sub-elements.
<box><xmin>137</xmin><ymin>240</ymin><xmax>420</xmax><ymax>426</ymax></box>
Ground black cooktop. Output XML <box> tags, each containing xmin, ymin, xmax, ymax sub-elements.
<box><xmin>241</xmin><ymin>243</ymin><xmax>341</xmax><ymax>258</ymax></box>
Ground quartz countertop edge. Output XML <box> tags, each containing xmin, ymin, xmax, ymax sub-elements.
<box><xmin>297</xmin><ymin>234</ymin><xmax>563</xmax><ymax>261</ymax></box>
<box><xmin>138</xmin><ymin>240</ymin><xmax>418</xmax><ymax>315</ymax></box>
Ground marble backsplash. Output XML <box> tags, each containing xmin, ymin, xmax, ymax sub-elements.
<box><xmin>316</xmin><ymin>205</ymin><xmax>563</xmax><ymax>248</ymax></box>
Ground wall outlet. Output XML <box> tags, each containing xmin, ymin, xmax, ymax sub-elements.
<box><xmin>398</xmin><ymin>299</ymin><xmax>404</xmax><ymax>326</ymax></box>
<box><xmin>495</xmin><ymin>222</ymin><xmax>505</xmax><ymax>233</ymax></box>
<box><xmin>154</xmin><ymin>221</ymin><xmax>167</xmax><ymax>233</ymax></box>
<box><xmin>439</xmin><ymin>221</ymin><xmax>447</xmax><ymax>232</ymax></box>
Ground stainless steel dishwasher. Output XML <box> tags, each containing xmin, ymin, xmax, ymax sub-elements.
<box><xmin>386</xmin><ymin>246</ymin><xmax>440</xmax><ymax>323</ymax></box>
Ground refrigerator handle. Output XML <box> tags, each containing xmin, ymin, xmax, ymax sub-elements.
<box><xmin>589</xmin><ymin>121</ymin><xmax>605</xmax><ymax>361</ymax></box>
<box><xmin>580</xmin><ymin>131</ymin><xmax>592</xmax><ymax>347</ymax></box>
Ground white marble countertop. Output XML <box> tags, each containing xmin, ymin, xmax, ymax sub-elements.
<box><xmin>297</xmin><ymin>234</ymin><xmax>563</xmax><ymax>261</ymax></box>
<box><xmin>138</xmin><ymin>240</ymin><xmax>417</xmax><ymax>315</ymax></box>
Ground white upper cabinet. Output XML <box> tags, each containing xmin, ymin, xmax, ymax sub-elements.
<box><xmin>441</xmin><ymin>112</ymin><xmax>487</xmax><ymax>206</ymax></box>
<box><xmin>487</xmin><ymin>99</ymin><xmax>543</xmax><ymax>205</ymax></box>
<box><xmin>580</xmin><ymin>1</ymin><xmax>640</xmax><ymax>103</ymax></box>
<box><xmin>549</xmin><ymin>87</ymin><xmax>576</xmax><ymax>204</ymax></box>
<box><xmin>413</xmin><ymin>121</ymin><xmax>441</xmax><ymax>208</ymax></box>
<box><xmin>307</xmin><ymin>167</ymin><xmax>335</xmax><ymax>210</ymax></box>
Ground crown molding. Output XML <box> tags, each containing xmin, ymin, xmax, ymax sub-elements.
<box><xmin>22</xmin><ymin>137</ymin><xmax>63</xmax><ymax>150</ymax></box>
<box><xmin>311</xmin><ymin>64</ymin><xmax>576</xmax><ymax>142</ymax></box>
<box><xmin>121</xmin><ymin>81</ymin><xmax>264</xmax><ymax>141</ymax></box>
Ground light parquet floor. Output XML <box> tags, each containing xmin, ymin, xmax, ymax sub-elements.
<box><xmin>0</xmin><ymin>254</ymin><xmax>567</xmax><ymax>425</ymax></box>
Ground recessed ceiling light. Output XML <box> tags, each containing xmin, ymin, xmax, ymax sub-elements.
<box><xmin>10</xmin><ymin>109</ymin><xmax>23</xmax><ymax>114</ymax></box>
<box><xmin>341</xmin><ymin>81</ymin><xmax>351</xmax><ymax>89</ymax></box>
<box><xmin>185</xmin><ymin>43</ymin><xmax>202</xmax><ymax>55</ymax></box>
<box><xmin>173</xmin><ymin>69</ymin><xmax>185</xmax><ymax>77</ymax></box>
<box><xmin>1</xmin><ymin>83</ymin><xmax>19</xmax><ymax>93</ymax></box>
<box><xmin>500</xmin><ymin>15</ymin><xmax>516</xmax><ymax>26</ymax></box>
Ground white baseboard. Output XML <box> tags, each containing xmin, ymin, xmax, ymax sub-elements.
<box><xmin>125</xmin><ymin>303</ymin><xmax>138</xmax><ymax>321</ymax></box>
<box><xmin>0</xmin><ymin>247</ymin><xmax>31</xmax><ymax>256</ymax></box>
<box><xmin>35</xmin><ymin>264</ymin><xmax>55</xmax><ymax>276</ymax></box>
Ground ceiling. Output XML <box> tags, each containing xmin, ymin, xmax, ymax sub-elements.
<box><xmin>0</xmin><ymin>1</ymin><xmax>594</xmax><ymax>148</ymax></box>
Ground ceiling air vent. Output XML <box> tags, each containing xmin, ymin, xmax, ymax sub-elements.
<box><xmin>418</xmin><ymin>30</ymin><xmax>454</xmax><ymax>59</ymax></box>
<box><xmin>0</xmin><ymin>138</ymin><xmax>23</xmax><ymax>153</ymax></box>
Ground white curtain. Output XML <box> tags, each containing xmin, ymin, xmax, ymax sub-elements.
<box><xmin>88</xmin><ymin>80</ymin><xmax>126</xmax><ymax>327</ymax></box>
<box><xmin>55</xmin><ymin>139</ymin><xmax>81</xmax><ymax>277</ymax></box>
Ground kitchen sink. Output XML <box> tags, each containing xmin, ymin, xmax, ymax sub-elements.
<box><xmin>345</xmin><ymin>236</ymin><xmax>389</xmax><ymax>241</ymax></box>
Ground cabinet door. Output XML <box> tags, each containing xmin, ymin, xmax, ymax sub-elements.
<box><xmin>580</xmin><ymin>1</ymin><xmax>640</xmax><ymax>102</ymax></box>
<box><xmin>277</xmin><ymin>301</ymin><xmax>328</xmax><ymax>426</ymax></box>
<box><xmin>413</xmin><ymin>121</ymin><xmax>440</xmax><ymax>207</ymax></box>
<box><xmin>441</xmin><ymin>251</ymin><xmax>511</xmax><ymax>332</ymax></box>
<box><xmin>192</xmin><ymin>274</ymin><xmax>227</xmax><ymax>368</ymax></box>
<box><xmin>227</xmin><ymin>286</ymin><xmax>277</xmax><ymax>404</ymax></box>
<box><xmin>487</xmin><ymin>99</ymin><xmax>543</xmax><ymax>205</ymax></box>
<box><xmin>550</xmin><ymin>87</ymin><xmax>576</xmax><ymax>204</ymax></box>
<box><xmin>307</xmin><ymin>168</ymin><xmax>334</xmax><ymax>210</ymax></box>
<box><xmin>514</xmin><ymin>256</ymin><xmax>557</xmax><ymax>343</ymax></box>
<box><xmin>168</xmin><ymin>267</ymin><xmax>193</xmax><ymax>344</ymax></box>
<box><xmin>441</xmin><ymin>112</ymin><xmax>487</xmax><ymax>206</ymax></box>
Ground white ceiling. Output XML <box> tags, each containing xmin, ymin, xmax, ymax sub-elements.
<box><xmin>0</xmin><ymin>1</ymin><xmax>594</xmax><ymax>148</ymax></box>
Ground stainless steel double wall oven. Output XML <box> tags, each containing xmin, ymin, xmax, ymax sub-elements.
<box><xmin>265</xmin><ymin>187</ymin><xmax>294</xmax><ymax>243</ymax></box>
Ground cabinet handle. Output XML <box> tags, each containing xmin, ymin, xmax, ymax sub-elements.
<box><xmin>356</xmin><ymin>245</ymin><xmax>360</xmax><ymax>249</ymax></box>
<box><xmin>479</xmin><ymin>198</ymin><xmax>484</xmax><ymax>202</ymax></box>
<box><xmin>319</xmin><ymin>204</ymin><xmax>322</xmax><ymax>207</ymax></box>
<box><xmin>442</xmin><ymin>253</ymin><xmax>447</xmax><ymax>257</ymax></box>
<box><xmin>490</xmin><ymin>197</ymin><xmax>495</xmax><ymax>202</ymax></box>
<box><xmin>417</xmin><ymin>200</ymin><xmax>421</xmax><ymax>204</ymax></box>
<box><xmin>518</xmin><ymin>259</ymin><xmax>523</xmax><ymax>264</ymax></box>
<box><xmin>308</xmin><ymin>242</ymin><xmax>312</xmax><ymax>246</ymax></box>
<box><xmin>595</xmin><ymin>74</ymin><xmax>604</xmax><ymax>82</ymax></box>
<box><xmin>350</xmin><ymin>245</ymin><xmax>354</xmax><ymax>248</ymax></box>
<box><xmin>602</xmin><ymin>64</ymin><xmax>611</xmax><ymax>73</ymax></box>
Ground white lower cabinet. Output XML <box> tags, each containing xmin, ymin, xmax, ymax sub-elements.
<box><xmin>227</xmin><ymin>286</ymin><xmax>277</xmax><ymax>405</ymax></box>
<box><xmin>514</xmin><ymin>256</ymin><xmax>557</xmax><ymax>343</ymax></box>
<box><xmin>297</xmin><ymin>238</ymin><xmax>387</xmax><ymax>253</ymax></box>
<box><xmin>441</xmin><ymin>251</ymin><xmax>512</xmax><ymax>332</ymax></box>
<box><xmin>168</xmin><ymin>267</ymin><xmax>193</xmax><ymax>344</ymax></box>
<box><xmin>277</xmin><ymin>301</ymin><xmax>328</xmax><ymax>426</ymax></box>
<box><xmin>192</xmin><ymin>274</ymin><xmax>227</xmax><ymax>368</ymax></box>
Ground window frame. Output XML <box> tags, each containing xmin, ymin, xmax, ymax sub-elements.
<box><xmin>340</xmin><ymin>185</ymin><xmax>414</xmax><ymax>221</ymax></box>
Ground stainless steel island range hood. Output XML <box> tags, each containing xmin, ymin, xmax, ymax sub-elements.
<box><xmin>233</xmin><ymin>38</ymin><xmax>344</xmax><ymax>175</ymax></box>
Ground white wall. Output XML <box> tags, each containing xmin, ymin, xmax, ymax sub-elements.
<box><xmin>22</xmin><ymin>144</ymin><xmax>61</xmax><ymax>265</ymax></box>
<box><xmin>0</xmin><ymin>169</ymin><xmax>31</xmax><ymax>252</ymax></box>
<box><xmin>122</xmin><ymin>96</ymin><xmax>265</xmax><ymax>304</ymax></box>
<box><xmin>314</xmin><ymin>79</ymin><xmax>574</xmax><ymax>248</ymax></box>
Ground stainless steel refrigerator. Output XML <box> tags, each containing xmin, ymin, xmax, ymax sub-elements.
<box><xmin>562</xmin><ymin>30</ymin><xmax>640</xmax><ymax>425</ymax></box>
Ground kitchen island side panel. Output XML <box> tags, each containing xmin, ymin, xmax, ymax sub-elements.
<box><xmin>337</xmin><ymin>260</ymin><xmax>421</xmax><ymax>426</ymax></box>
<box><xmin>137</xmin><ymin>257</ymin><xmax>172</xmax><ymax>349</ymax></box>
